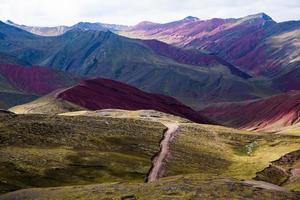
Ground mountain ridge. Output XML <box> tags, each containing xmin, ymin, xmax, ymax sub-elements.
<box><xmin>11</xmin><ymin>77</ymin><xmax>213</xmax><ymax>124</ymax></box>
<box><xmin>0</xmin><ymin>21</ymin><xmax>276</xmax><ymax>108</ymax></box>
<box><xmin>122</xmin><ymin>13</ymin><xmax>300</xmax><ymax>78</ymax></box>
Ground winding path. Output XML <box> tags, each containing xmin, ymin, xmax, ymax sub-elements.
<box><xmin>244</xmin><ymin>180</ymin><xmax>287</xmax><ymax>192</ymax></box>
<box><xmin>147</xmin><ymin>123</ymin><xmax>179</xmax><ymax>182</ymax></box>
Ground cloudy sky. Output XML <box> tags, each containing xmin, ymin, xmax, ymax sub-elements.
<box><xmin>0</xmin><ymin>0</ymin><xmax>299</xmax><ymax>26</ymax></box>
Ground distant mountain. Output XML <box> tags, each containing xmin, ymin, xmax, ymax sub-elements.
<box><xmin>11</xmin><ymin>77</ymin><xmax>213</xmax><ymax>124</ymax></box>
<box><xmin>183</xmin><ymin>16</ymin><xmax>200</xmax><ymax>21</ymax></box>
<box><xmin>0</xmin><ymin>21</ymin><xmax>277</xmax><ymax>108</ymax></box>
<box><xmin>141</xmin><ymin>39</ymin><xmax>251</xmax><ymax>79</ymax></box>
<box><xmin>6</xmin><ymin>20</ymin><xmax>129</xmax><ymax>36</ymax></box>
<box><xmin>123</xmin><ymin>13</ymin><xmax>300</xmax><ymax>79</ymax></box>
<box><xmin>0</xmin><ymin>64</ymin><xmax>78</xmax><ymax>109</ymax></box>
<box><xmin>200</xmin><ymin>91</ymin><xmax>300</xmax><ymax>132</ymax></box>
<box><xmin>0</xmin><ymin>67</ymin><xmax>37</xmax><ymax>109</ymax></box>
<box><xmin>271</xmin><ymin>61</ymin><xmax>300</xmax><ymax>91</ymax></box>
<box><xmin>72</xmin><ymin>22</ymin><xmax>129</xmax><ymax>32</ymax></box>
<box><xmin>0</xmin><ymin>52</ymin><xmax>29</xmax><ymax>65</ymax></box>
<box><xmin>6</xmin><ymin>20</ymin><xmax>70</xmax><ymax>36</ymax></box>
<box><xmin>0</xmin><ymin>64</ymin><xmax>79</xmax><ymax>95</ymax></box>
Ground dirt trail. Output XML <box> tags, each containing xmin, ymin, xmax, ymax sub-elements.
<box><xmin>244</xmin><ymin>180</ymin><xmax>287</xmax><ymax>192</ymax></box>
<box><xmin>147</xmin><ymin>123</ymin><xmax>179</xmax><ymax>182</ymax></box>
<box><xmin>289</xmin><ymin>167</ymin><xmax>300</xmax><ymax>182</ymax></box>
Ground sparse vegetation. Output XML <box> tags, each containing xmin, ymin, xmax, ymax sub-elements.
<box><xmin>0</xmin><ymin>113</ymin><xmax>165</xmax><ymax>194</ymax></box>
<box><xmin>0</xmin><ymin>110</ymin><xmax>300</xmax><ymax>198</ymax></box>
<box><xmin>1</xmin><ymin>175</ymin><xmax>299</xmax><ymax>200</ymax></box>
<box><xmin>255</xmin><ymin>149</ymin><xmax>300</xmax><ymax>190</ymax></box>
<box><xmin>165</xmin><ymin>123</ymin><xmax>300</xmax><ymax>182</ymax></box>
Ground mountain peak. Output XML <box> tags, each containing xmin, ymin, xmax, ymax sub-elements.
<box><xmin>183</xmin><ymin>16</ymin><xmax>199</xmax><ymax>21</ymax></box>
<box><xmin>244</xmin><ymin>13</ymin><xmax>273</xmax><ymax>21</ymax></box>
<box><xmin>6</xmin><ymin>20</ymin><xmax>15</xmax><ymax>25</ymax></box>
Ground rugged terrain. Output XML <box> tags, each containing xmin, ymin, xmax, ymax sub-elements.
<box><xmin>123</xmin><ymin>13</ymin><xmax>300</xmax><ymax>80</ymax></box>
<box><xmin>255</xmin><ymin>149</ymin><xmax>300</xmax><ymax>190</ymax></box>
<box><xmin>123</xmin><ymin>14</ymin><xmax>300</xmax><ymax>96</ymax></box>
<box><xmin>0</xmin><ymin>21</ymin><xmax>278</xmax><ymax>108</ymax></box>
<box><xmin>0</xmin><ymin>64</ymin><xmax>78</xmax><ymax>109</ymax></box>
<box><xmin>0</xmin><ymin>109</ymin><xmax>299</xmax><ymax>199</ymax></box>
<box><xmin>1</xmin><ymin>176</ymin><xmax>299</xmax><ymax>200</ymax></box>
<box><xmin>10</xmin><ymin>77</ymin><xmax>211</xmax><ymax>124</ymax></box>
<box><xmin>0</xmin><ymin>12</ymin><xmax>299</xmax><ymax>200</ymax></box>
<box><xmin>0</xmin><ymin>69</ymin><xmax>37</xmax><ymax>109</ymax></box>
<box><xmin>6</xmin><ymin>20</ymin><xmax>128</xmax><ymax>36</ymax></box>
<box><xmin>201</xmin><ymin>91</ymin><xmax>300</xmax><ymax>132</ymax></box>
<box><xmin>0</xmin><ymin>64</ymin><xmax>78</xmax><ymax>95</ymax></box>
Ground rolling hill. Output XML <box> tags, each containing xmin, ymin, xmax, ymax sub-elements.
<box><xmin>254</xmin><ymin>149</ymin><xmax>300</xmax><ymax>190</ymax></box>
<box><xmin>10</xmin><ymin>77</ymin><xmax>212</xmax><ymax>124</ymax></box>
<box><xmin>200</xmin><ymin>91</ymin><xmax>300</xmax><ymax>132</ymax></box>
<box><xmin>1</xmin><ymin>176</ymin><xmax>299</xmax><ymax>200</ymax></box>
<box><xmin>0</xmin><ymin>109</ymin><xmax>300</xmax><ymax>198</ymax></box>
<box><xmin>0</xmin><ymin>21</ymin><xmax>278</xmax><ymax>108</ymax></box>
<box><xmin>0</xmin><ymin>64</ymin><xmax>79</xmax><ymax>109</ymax></box>
<box><xmin>0</xmin><ymin>70</ymin><xmax>37</xmax><ymax>109</ymax></box>
<box><xmin>0</xmin><ymin>64</ymin><xmax>78</xmax><ymax>95</ymax></box>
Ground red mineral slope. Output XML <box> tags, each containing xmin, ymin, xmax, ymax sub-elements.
<box><xmin>56</xmin><ymin>77</ymin><xmax>212</xmax><ymax>124</ymax></box>
<box><xmin>142</xmin><ymin>39</ymin><xmax>251</xmax><ymax>79</ymax></box>
<box><xmin>124</xmin><ymin>13</ymin><xmax>300</xmax><ymax>78</ymax></box>
<box><xmin>0</xmin><ymin>64</ymin><xmax>78</xmax><ymax>95</ymax></box>
<box><xmin>200</xmin><ymin>91</ymin><xmax>300</xmax><ymax>132</ymax></box>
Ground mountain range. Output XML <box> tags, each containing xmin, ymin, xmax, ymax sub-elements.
<box><xmin>0</xmin><ymin>19</ymin><xmax>278</xmax><ymax>109</ymax></box>
<box><xmin>6</xmin><ymin>20</ymin><xmax>128</xmax><ymax>36</ymax></box>
<box><xmin>0</xmin><ymin>12</ymin><xmax>300</xmax><ymax>199</ymax></box>
<box><xmin>123</xmin><ymin>13</ymin><xmax>300</xmax><ymax>90</ymax></box>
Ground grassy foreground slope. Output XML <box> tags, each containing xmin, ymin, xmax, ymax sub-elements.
<box><xmin>0</xmin><ymin>109</ymin><xmax>299</xmax><ymax>199</ymax></box>
<box><xmin>165</xmin><ymin>123</ymin><xmax>300</xmax><ymax>183</ymax></box>
<box><xmin>79</xmin><ymin>110</ymin><xmax>300</xmax><ymax>190</ymax></box>
<box><xmin>1</xmin><ymin>175</ymin><xmax>299</xmax><ymax>200</ymax></box>
<box><xmin>0</xmin><ymin>112</ymin><xmax>165</xmax><ymax>194</ymax></box>
<box><xmin>255</xmin><ymin>149</ymin><xmax>300</xmax><ymax>191</ymax></box>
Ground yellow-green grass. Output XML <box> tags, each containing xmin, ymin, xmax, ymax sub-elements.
<box><xmin>1</xmin><ymin>110</ymin><xmax>300</xmax><ymax>196</ymax></box>
<box><xmin>1</xmin><ymin>175</ymin><xmax>299</xmax><ymax>200</ymax></box>
<box><xmin>9</xmin><ymin>94</ymin><xmax>84</xmax><ymax>114</ymax></box>
<box><xmin>254</xmin><ymin>149</ymin><xmax>300</xmax><ymax>190</ymax></box>
<box><xmin>165</xmin><ymin>123</ymin><xmax>300</xmax><ymax>184</ymax></box>
<box><xmin>0</xmin><ymin>113</ymin><xmax>165</xmax><ymax>194</ymax></box>
<box><xmin>60</xmin><ymin>109</ymin><xmax>190</xmax><ymax>123</ymax></box>
<box><xmin>286</xmin><ymin>180</ymin><xmax>300</xmax><ymax>191</ymax></box>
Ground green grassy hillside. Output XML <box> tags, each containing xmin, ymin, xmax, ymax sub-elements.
<box><xmin>0</xmin><ymin>112</ymin><xmax>165</xmax><ymax>194</ymax></box>
<box><xmin>1</xmin><ymin>175</ymin><xmax>299</xmax><ymax>200</ymax></box>
<box><xmin>165</xmin><ymin>123</ymin><xmax>300</xmax><ymax>182</ymax></box>
<box><xmin>254</xmin><ymin>149</ymin><xmax>300</xmax><ymax>191</ymax></box>
<box><xmin>9</xmin><ymin>93</ymin><xmax>84</xmax><ymax>114</ymax></box>
<box><xmin>0</xmin><ymin>110</ymin><xmax>299</xmax><ymax>198</ymax></box>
